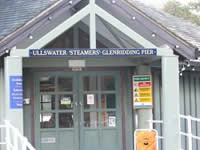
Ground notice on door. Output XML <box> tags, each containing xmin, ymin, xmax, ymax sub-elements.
<box><xmin>61</xmin><ymin>97</ymin><xmax>71</xmax><ymax>105</ymax></box>
<box><xmin>10</xmin><ymin>76</ymin><xmax>23</xmax><ymax>109</ymax></box>
<box><xmin>87</xmin><ymin>94</ymin><xmax>95</xmax><ymax>105</ymax></box>
<box><xmin>133</xmin><ymin>75</ymin><xmax>153</xmax><ymax>109</ymax></box>
<box><xmin>108</xmin><ymin>116</ymin><xmax>116</xmax><ymax>127</ymax></box>
<box><xmin>134</xmin><ymin>129</ymin><xmax>158</xmax><ymax>150</ymax></box>
<box><xmin>41</xmin><ymin>137</ymin><xmax>56</xmax><ymax>143</ymax></box>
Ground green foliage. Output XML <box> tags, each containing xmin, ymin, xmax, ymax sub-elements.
<box><xmin>188</xmin><ymin>2</ymin><xmax>200</xmax><ymax>11</ymax></box>
<box><xmin>163</xmin><ymin>1</ymin><xmax>200</xmax><ymax>26</ymax></box>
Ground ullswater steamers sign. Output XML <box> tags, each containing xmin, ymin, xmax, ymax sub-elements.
<box><xmin>29</xmin><ymin>48</ymin><xmax>157</xmax><ymax>57</ymax></box>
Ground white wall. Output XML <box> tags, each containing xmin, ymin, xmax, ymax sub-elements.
<box><xmin>153</xmin><ymin>71</ymin><xmax>200</xmax><ymax>150</ymax></box>
<box><xmin>0</xmin><ymin>67</ymin><xmax>5</xmax><ymax>123</ymax></box>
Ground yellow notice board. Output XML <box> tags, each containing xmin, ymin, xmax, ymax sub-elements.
<box><xmin>134</xmin><ymin>129</ymin><xmax>158</xmax><ymax>150</ymax></box>
<box><xmin>133</xmin><ymin>75</ymin><xmax>153</xmax><ymax>109</ymax></box>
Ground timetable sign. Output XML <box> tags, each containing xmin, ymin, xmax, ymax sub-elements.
<box><xmin>133</xmin><ymin>75</ymin><xmax>153</xmax><ymax>109</ymax></box>
<box><xmin>10</xmin><ymin>76</ymin><xmax>23</xmax><ymax>109</ymax></box>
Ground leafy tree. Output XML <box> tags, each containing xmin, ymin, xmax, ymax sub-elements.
<box><xmin>188</xmin><ymin>2</ymin><xmax>200</xmax><ymax>12</ymax></box>
<box><xmin>163</xmin><ymin>1</ymin><xmax>200</xmax><ymax>26</ymax></box>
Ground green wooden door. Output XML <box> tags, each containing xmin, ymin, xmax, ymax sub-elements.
<box><xmin>34</xmin><ymin>71</ymin><xmax>122</xmax><ymax>150</ymax></box>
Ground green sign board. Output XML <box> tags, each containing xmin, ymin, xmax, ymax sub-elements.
<box><xmin>133</xmin><ymin>75</ymin><xmax>152</xmax><ymax>109</ymax></box>
<box><xmin>134</xmin><ymin>76</ymin><xmax>151</xmax><ymax>82</ymax></box>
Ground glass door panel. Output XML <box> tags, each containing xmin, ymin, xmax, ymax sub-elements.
<box><xmin>84</xmin><ymin>112</ymin><xmax>99</xmax><ymax>128</ymax></box>
<box><xmin>36</xmin><ymin>72</ymin><xmax>121</xmax><ymax>150</ymax></box>
<box><xmin>40</xmin><ymin>76</ymin><xmax>55</xmax><ymax>92</ymax></box>
<box><xmin>40</xmin><ymin>95</ymin><xmax>55</xmax><ymax>111</ymax></box>
<box><xmin>40</xmin><ymin>112</ymin><xmax>56</xmax><ymax>128</ymax></box>
<box><xmin>58</xmin><ymin>112</ymin><xmax>74</xmax><ymax>128</ymax></box>
<box><xmin>101</xmin><ymin>94</ymin><xmax>116</xmax><ymax>109</ymax></box>
<box><xmin>81</xmin><ymin>75</ymin><xmax>99</xmax><ymax>128</ymax></box>
<box><xmin>58</xmin><ymin>95</ymin><xmax>73</xmax><ymax>110</ymax></box>
<box><xmin>83</xmin><ymin>76</ymin><xmax>98</xmax><ymax>91</ymax></box>
<box><xmin>100</xmin><ymin>75</ymin><xmax>117</xmax><ymax>128</ymax></box>
<box><xmin>57</xmin><ymin>77</ymin><xmax>73</xmax><ymax>91</ymax></box>
<box><xmin>80</xmin><ymin>74</ymin><xmax>100</xmax><ymax>150</ymax></box>
<box><xmin>99</xmin><ymin>74</ymin><xmax>121</xmax><ymax>150</ymax></box>
<box><xmin>101</xmin><ymin>75</ymin><xmax>115</xmax><ymax>91</ymax></box>
<box><xmin>101</xmin><ymin>111</ymin><xmax>116</xmax><ymax>128</ymax></box>
<box><xmin>36</xmin><ymin>73</ymin><xmax>78</xmax><ymax>150</ymax></box>
<box><xmin>80</xmin><ymin>73</ymin><xmax>121</xmax><ymax>150</ymax></box>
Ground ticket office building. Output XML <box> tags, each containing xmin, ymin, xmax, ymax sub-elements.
<box><xmin>1</xmin><ymin>0</ymin><xmax>200</xmax><ymax>150</ymax></box>
<box><xmin>23</xmin><ymin>32</ymin><xmax>139</xmax><ymax>150</ymax></box>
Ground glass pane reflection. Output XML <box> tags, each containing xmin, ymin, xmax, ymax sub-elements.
<box><xmin>101</xmin><ymin>76</ymin><xmax>115</xmax><ymax>91</ymax></box>
<box><xmin>83</xmin><ymin>76</ymin><xmax>98</xmax><ymax>91</ymax></box>
<box><xmin>40</xmin><ymin>76</ymin><xmax>55</xmax><ymax>92</ymax></box>
<box><xmin>59</xmin><ymin>113</ymin><xmax>74</xmax><ymax>128</ymax></box>
<box><xmin>58</xmin><ymin>77</ymin><xmax>73</xmax><ymax>91</ymax></box>
<box><xmin>40</xmin><ymin>113</ymin><xmax>55</xmax><ymax>128</ymax></box>
<box><xmin>101</xmin><ymin>94</ymin><xmax>116</xmax><ymax>109</ymax></box>
<box><xmin>84</xmin><ymin>112</ymin><xmax>98</xmax><ymax>128</ymax></box>
<box><xmin>40</xmin><ymin>95</ymin><xmax>55</xmax><ymax>111</ymax></box>
<box><xmin>101</xmin><ymin>112</ymin><xmax>116</xmax><ymax>128</ymax></box>
<box><xmin>59</xmin><ymin>95</ymin><xmax>73</xmax><ymax>110</ymax></box>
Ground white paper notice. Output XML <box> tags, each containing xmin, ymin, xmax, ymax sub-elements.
<box><xmin>41</xmin><ymin>137</ymin><xmax>56</xmax><ymax>143</ymax></box>
<box><xmin>108</xmin><ymin>116</ymin><xmax>116</xmax><ymax>127</ymax></box>
<box><xmin>61</xmin><ymin>97</ymin><xmax>71</xmax><ymax>105</ymax></box>
<box><xmin>87</xmin><ymin>94</ymin><xmax>95</xmax><ymax>105</ymax></box>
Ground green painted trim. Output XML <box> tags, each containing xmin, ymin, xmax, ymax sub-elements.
<box><xmin>34</xmin><ymin>71</ymin><xmax>123</xmax><ymax>150</ymax></box>
<box><xmin>28</xmin><ymin>5</ymin><xmax>90</xmax><ymax>49</ymax></box>
<box><xmin>95</xmin><ymin>5</ymin><xmax>156</xmax><ymax>48</ymax></box>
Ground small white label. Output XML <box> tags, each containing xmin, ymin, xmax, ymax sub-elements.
<box><xmin>41</xmin><ymin>137</ymin><xmax>56</xmax><ymax>143</ymax></box>
<box><xmin>108</xmin><ymin>116</ymin><xmax>116</xmax><ymax>127</ymax></box>
<box><xmin>87</xmin><ymin>94</ymin><xmax>95</xmax><ymax>105</ymax></box>
<box><xmin>24</xmin><ymin>98</ymin><xmax>30</xmax><ymax>104</ymax></box>
<box><xmin>68</xmin><ymin>60</ymin><xmax>86</xmax><ymax>68</ymax></box>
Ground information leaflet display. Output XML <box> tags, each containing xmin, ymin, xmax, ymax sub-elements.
<box><xmin>9</xmin><ymin>76</ymin><xmax>23</xmax><ymax>109</ymax></box>
<box><xmin>133</xmin><ymin>75</ymin><xmax>153</xmax><ymax>109</ymax></box>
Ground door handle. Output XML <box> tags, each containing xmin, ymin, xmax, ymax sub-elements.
<box><xmin>80</xmin><ymin>121</ymin><xmax>84</xmax><ymax>126</ymax></box>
